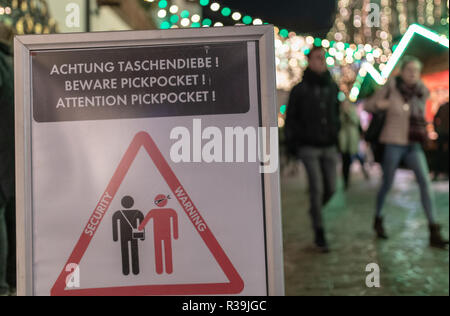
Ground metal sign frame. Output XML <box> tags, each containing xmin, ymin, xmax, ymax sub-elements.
<box><xmin>14</xmin><ymin>25</ymin><xmax>284</xmax><ymax>296</ymax></box>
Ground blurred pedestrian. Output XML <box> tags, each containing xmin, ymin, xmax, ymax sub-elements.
<box><xmin>0</xmin><ymin>23</ymin><xmax>16</xmax><ymax>296</ymax></box>
<box><xmin>339</xmin><ymin>100</ymin><xmax>369</xmax><ymax>189</ymax></box>
<box><xmin>365</xmin><ymin>56</ymin><xmax>448</xmax><ymax>249</ymax></box>
<box><xmin>285</xmin><ymin>47</ymin><xmax>341</xmax><ymax>253</ymax></box>
<box><xmin>433</xmin><ymin>101</ymin><xmax>449</xmax><ymax>181</ymax></box>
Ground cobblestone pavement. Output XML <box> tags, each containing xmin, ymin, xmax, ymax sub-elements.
<box><xmin>282</xmin><ymin>165</ymin><xmax>449</xmax><ymax>296</ymax></box>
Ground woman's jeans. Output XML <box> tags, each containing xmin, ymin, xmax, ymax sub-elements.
<box><xmin>0</xmin><ymin>204</ymin><xmax>8</xmax><ymax>295</ymax></box>
<box><xmin>376</xmin><ymin>144</ymin><xmax>436</xmax><ymax>224</ymax></box>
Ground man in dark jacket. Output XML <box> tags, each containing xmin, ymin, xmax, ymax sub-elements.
<box><xmin>0</xmin><ymin>24</ymin><xmax>15</xmax><ymax>296</ymax></box>
<box><xmin>285</xmin><ymin>46</ymin><xmax>341</xmax><ymax>252</ymax></box>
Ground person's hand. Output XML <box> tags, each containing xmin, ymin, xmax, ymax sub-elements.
<box><xmin>377</xmin><ymin>99</ymin><xmax>390</xmax><ymax>110</ymax></box>
<box><xmin>342</xmin><ymin>101</ymin><xmax>351</xmax><ymax>112</ymax></box>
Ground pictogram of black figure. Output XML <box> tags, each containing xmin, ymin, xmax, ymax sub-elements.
<box><xmin>113</xmin><ymin>196</ymin><xmax>145</xmax><ymax>276</ymax></box>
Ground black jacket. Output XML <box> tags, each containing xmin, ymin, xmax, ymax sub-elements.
<box><xmin>0</xmin><ymin>41</ymin><xmax>15</xmax><ymax>206</ymax></box>
<box><xmin>284</xmin><ymin>68</ymin><xmax>341</xmax><ymax>154</ymax></box>
<box><xmin>434</xmin><ymin>102</ymin><xmax>449</xmax><ymax>140</ymax></box>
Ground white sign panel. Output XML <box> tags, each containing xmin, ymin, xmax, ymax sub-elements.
<box><xmin>14</xmin><ymin>26</ymin><xmax>283</xmax><ymax>296</ymax></box>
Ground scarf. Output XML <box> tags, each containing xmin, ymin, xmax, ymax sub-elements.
<box><xmin>303</xmin><ymin>68</ymin><xmax>333</xmax><ymax>87</ymax></box>
<box><xmin>396</xmin><ymin>76</ymin><xmax>424</xmax><ymax>102</ymax></box>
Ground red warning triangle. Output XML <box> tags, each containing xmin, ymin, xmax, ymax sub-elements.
<box><xmin>51</xmin><ymin>131</ymin><xmax>244</xmax><ymax>296</ymax></box>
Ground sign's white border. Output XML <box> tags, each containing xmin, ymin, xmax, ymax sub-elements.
<box><xmin>14</xmin><ymin>26</ymin><xmax>284</xmax><ymax>296</ymax></box>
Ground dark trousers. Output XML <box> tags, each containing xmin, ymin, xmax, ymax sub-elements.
<box><xmin>0</xmin><ymin>197</ymin><xmax>15</xmax><ymax>295</ymax></box>
<box><xmin>5</xmin><ymin>198</ymin><xmax>15</xmax><ymax>289</ymax></box>
<box><xmin>342</xmin><ymin>153</ymin><xmax>367</xmax><ymax>188</ymax></box>
<box><xmin>0</xmin><ymin>204</ymin><xmax>7</xmax><ymax>294</ymax></box>
<box><xmin>435</xmin><ymin>138</ymin><xmax>449</xmax><ymax>176</ymax></box>
<box><xmin>299</xmin><ymin>146</ymin><xmax>338</xmax><ymax>230</ymax></box>
<box><xmin>342</xmin><ymin>153</ymin><xmax>352</xmax><ymax>188</ymax></box>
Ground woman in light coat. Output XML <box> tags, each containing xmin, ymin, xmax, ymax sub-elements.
<box><xmin>365</xmin><ymin>56</ymin><xmax>448</xmax><ymax>249</ymax></box>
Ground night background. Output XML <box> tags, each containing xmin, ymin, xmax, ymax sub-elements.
<box><xmin>203</xmin><ymin>0</ymin><xmax>337</xmax><ymax>36</ymax></box>
<box><xmin>0</xmin><ymin>0</ymin><xmax>448</xmax><ymax>297</ymax></box>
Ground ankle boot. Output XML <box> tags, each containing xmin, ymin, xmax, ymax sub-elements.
<box><xmin>374</xmin><ymin>217</ymin><xmax>388</xmax><ymax>239</ymax></box>
<box><xmin>429</xmin><ymin>224</ymin><xmax>449</xmax><ymax>249</ymax></box>
<box><xmin>314</xmin><ymin>228</ymin><xmax>330</xmax><ymax>253</ymax></box>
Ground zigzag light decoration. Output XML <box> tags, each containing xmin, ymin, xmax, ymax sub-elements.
<box><xmin>350</xmin><ymin>24</ymin><xmax>449</xmax><ymax>101</ymax></box>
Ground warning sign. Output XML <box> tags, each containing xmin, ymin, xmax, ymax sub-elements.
<box><xmin>15</xmin><ymin>27</ymin><xmax>284</xmax><ymax>296</ymax></box>
<box><xmin>32</xmin><ymin>43</ymin><xmax>250</xmax><ymax>123</ymax></box>
<box><xmin>51</xmin><ymin>132</ymin><xmax>244</xmax><ymax>296</ymax></box>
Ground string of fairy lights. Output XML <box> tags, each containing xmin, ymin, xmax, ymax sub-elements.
<box><xmin>145</xmin><ymin>0</ymin><xmax>449</xmax><ymax>129</ymax></box>
<box><xmin>328</xmin><ymin>0</ymin><xmax>449</xmax><ymax>47</ymax></box>
<box><xmin>147</xmin><ymin>0</ymin><xmax>449</xmax><ymax>95</ymax></box>
<box><xmin>145</xmin><ymin>0</ymin><xmax>264</xmax><ymax>28</ymax></box>
<box><xmin>1</xmin><ymin>0</ymin><xmax>448</xmax><ymax>106</ymax></box>
<box><xmin>146</xmin><ymin>0</ymin><xmax>401</xmax><ymax>94</ymax></box>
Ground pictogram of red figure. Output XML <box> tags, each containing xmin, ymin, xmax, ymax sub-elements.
<box><xmin>139</xmin><ymin>194</ymin><xmax>178</xmax><ymax>275</ymax></box>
